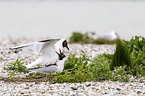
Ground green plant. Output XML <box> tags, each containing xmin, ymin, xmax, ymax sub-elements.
<box><xmin>123</xmin><ymin>36</ymin><xmax>145</xmax><ymax>53</ymax></box>
<box><xmin>123</xmin><ymin>36</ymin><xmax>145</xmax><ymax>76</ymax></box>
<box><xmin>110</xmin><ymin>66</ymin><xmax>129</xmax><ymax>82</ymax></box>
<box><xmin>69</xmin><ymin>32</ymin><xmax>84</xmax><ymax>43</ymax></box>
<box><xmin>5</xmin><ymin>59</ymin><xmax>27</xmax><ymax>73</ymax></box>
<box><xmin>69</xmin><ymin>32</ymin><xmax>94</xmax><ymax>43</ymax></box>
<box><xmin>110</xmin><ymin>38</ymin><xmax>131</xmax><ymax>71</ymax></box>
<box><xmin>90</xmin><ymin>54</ymin><xmax>129</xmax><ymax>82</ymax></box>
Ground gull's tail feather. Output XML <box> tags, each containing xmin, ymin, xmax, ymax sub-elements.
<box><xmin>26</xmin><ymin>57</ymin><xmax>44</xmax><ymax>69</ymax></box>
<box><xmin>9</xmin><ymin>42</ymin><xmax>37</xmax><ymax>50</ymax></box>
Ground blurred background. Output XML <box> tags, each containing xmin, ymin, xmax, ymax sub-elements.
<box><xmin>0</xmin><ymin>0</ymin><xmax>145</xmax><ymax>40</ymax></box>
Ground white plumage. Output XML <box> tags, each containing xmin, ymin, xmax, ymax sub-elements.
<box><xmin>29</xmin><ymin>58</ymin><xmax>67</xmax><ymax>74</ymax></box>
<box><xmin>88</xmin><ymin>31</ymin><xmax>118</xmax><ymax>40</ymax></box>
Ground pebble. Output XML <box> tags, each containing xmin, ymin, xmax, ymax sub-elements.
<box><xmin>0</xmin><ymin>38</ymin><xmax>144</xmax><ymax>95</ymax></box>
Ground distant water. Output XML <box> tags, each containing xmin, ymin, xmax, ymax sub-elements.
<box><xmin>0</xmin><ymin>1</ymin><xmax>145</xmax><ymax>40</ymax></box>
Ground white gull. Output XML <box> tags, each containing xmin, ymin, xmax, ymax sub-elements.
<box><xmin>29</xmin><ymin>49</ymin><xmax>66</xmax><ymax>74</ymax></box>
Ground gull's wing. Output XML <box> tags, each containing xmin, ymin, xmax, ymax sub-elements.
<box><xmin>31</xmin><ymin>65</ymin><xmax>58</xmax><ymax>73</ymax></box>
<box><xmin>26</xmin><ymin>38</ymin><xmax>61</xmax><ymax>68</ymax></box>
<box><xmin>10</xmin><ymin>42</ymin><xmax>37</xmax><ymax>50</ymax></box>
<box><xmin>9</xmin><ymin>38</ymin><xmax>61</xmax><ymax>54</ymax></box>
<box><xmin>33</xmin><ymin>42</ymin><xmax>44</xmax><ymax>54</ymax></box>
<box><xmin>38</xmin><ymin>38</ymin><xmax>61</xmax><ymax>56</ymax></box>
<box><xmin>34</xmin><ymin>38</ymin><xmax>61</xmax><ymax>54</ymax></box>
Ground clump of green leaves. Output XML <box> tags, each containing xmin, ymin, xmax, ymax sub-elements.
<box><xmin>5</xmin><ymin>59</ymin><xmax>27</xmax><ymax>73</ymax></box>
<box><xmin>110</xmin><ymin>38</ymin><xmax>131</xmax><ymax>71</ymax></box>
<box><xmin>69</xmin><ymin>32</ymin><xmax>93</xmax><ymax>43</ymax></box>
<box><xmin>123</xmin><ymin>36</ymin><xmax>145</xmax><ymax>76</ymax></box>
<box><xmin>110</xmin><ymin>36</ymin><xmax>145</xmax><ymax>76</ymax></box>
<box><xmin>90</xmin><ymin>54</ymin><xmax>129</xmax><ymax>82</ymax></box>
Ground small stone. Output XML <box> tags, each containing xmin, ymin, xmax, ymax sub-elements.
<box><xmin>35</xmin><ymin>82</ymin><xmax>40</xmax><ymax>84</ymax></box>
<box><xmin>116</xmin><ymin>88</ymin><xmax>122</xmax><ymax>91</ymax></box>
<box><xmin>137</xmin><ymin>91</ymin><xmax>142</xmax><ymax>94</ymax></box>
<box><xmin>71</xmin><ymin>87</ymin><xmax>78</xmax><ymax>90</ymax></box>
<box><xmin>86</xmin><ymin>84</ymin><xmax>91</xmax><ymax>87</ymax></box>
<box><xmin>24</xmin><ymin>87</ymin><xmax>29</xmax><ymax>89</ymax></box>
<box><xmin>21</xmin><ymin>92</ymin><xmax>24</xmax><ymax>94</ymax></box>
<box><xmin>41</xmin><ymin>92</ymin><xmax>45</xmax><ymax>94</ymax></box>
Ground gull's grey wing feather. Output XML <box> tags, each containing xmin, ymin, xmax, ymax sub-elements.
<box><xmin>26</xmin><ymin>38</ymin><xmax>61</xmax><ymax>68</ymax></box>
<box><xmin>10</xmin><ymin>38</ymin><xmax>61</xmax><ymax>54</ymax></box>
<box><xmin>38</xmin><ymin>38</ymin><xmax>61</xmax><ymax>56</ymax></box>
<box><xmin>33</xmin><ymin>42</ymin><xmax>44</xmax><ymax>54</ymax></box>
<box><xmin>34</xmin><ymin>38</ymin><xmax>61</xmax><ymax>54</ymax></box>
<box><xmin>10</xmin><ymin>42</ymin><xmax>37</xmax><ymax>49</ymax></box>
<box><xmin>32</xmin><ymin>66</ymin><xmax>58</xmax><ymax>73</ymax></box>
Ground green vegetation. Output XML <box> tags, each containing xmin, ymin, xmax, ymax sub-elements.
<box><xmin>2</xmin><ymin>36</ymin><xmax>145</xmax><ymax>83</ymax></box>
<box><xmin>3</xmin><ymin>53</ymin><xmax>129</xmax><ymax>83</ymax></box>
<box><xmin>69</xmin><ymin>32</ymin><xmax>116</xmax><ymax>44</ymax></box>
<box><xmin>110</xmin><ymin>36</ymin><xmax>145</xmax><ymax>76</ymax></box>
<box><xmin>110</xmin><ymin>38</ymin><xmax>131</xmax><ymax>71</ymax></box>
<box><xmin>123</xmin><ymin>36</ymin><xmax>145</xmax><ymax>76</ymax></box>
<box><xmin>69</xmin><ymin>32</ymin><xmax>93</xmax><ymax>43</ymax></box>
<box><xmin>5</xmin><ymin>59</ymin><xmax>27</xmax><ymax>73</ymax></box>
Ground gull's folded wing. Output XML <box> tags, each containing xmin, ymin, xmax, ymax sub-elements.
<box><xmin>30</xmin><ymin>65</ymin><xmax>58</xmax><ymax>73</ymax></box>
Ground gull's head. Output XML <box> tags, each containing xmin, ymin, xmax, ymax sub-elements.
<box><xmin>56</xmin><ymin>49</ymin><xmax>66</xmax><ymax>60</ymax></box>
<box><xmin>62</xmin><ymin>39</ymin><xmax>69</xmax><ymax>50</ymax></box>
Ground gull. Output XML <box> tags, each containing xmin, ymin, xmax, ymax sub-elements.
<box><xmin>10</xmin><ymin>38</ymin><xmax>69</xmax><ymax>69</ymax></box>
<box><xmin>29</xmin><ymin>49</ymin><xmax>66</xmax><ymax>74</ymax></box>
<box><xmin>88</xmin><ymin>31</ymin><xmax>118</xmax><ymax>40</ymax></box>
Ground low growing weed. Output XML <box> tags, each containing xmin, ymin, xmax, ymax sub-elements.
<box><xmin>5</xmin><ymin>59</ymin><xmax>27</xmax><ymax>73</ymax></box>
<box><xmin>90</xmin><ymin>54</ymin><xmax>129</xmax><ymax>82</ymax></box>
<box><xmin>123</xmin><ymin>36</ymin><xmax>145</xmax><ymax>76</ymax></box>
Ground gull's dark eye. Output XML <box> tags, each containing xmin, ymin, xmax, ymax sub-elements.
<box><xmin>62</xmin><ymin>40</ymin><xmax>69</xmax><ymax>50</ymax></box>
<box><xmin>62</xmin><ymin>40</ymin><xmax>67</xmax><ymax>47</ymax></box>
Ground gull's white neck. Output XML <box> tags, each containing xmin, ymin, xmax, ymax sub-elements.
<box><xmin>57</xmin><ymin>58</ymin><xmax>66</xmax><ymax>72</ymax></box>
